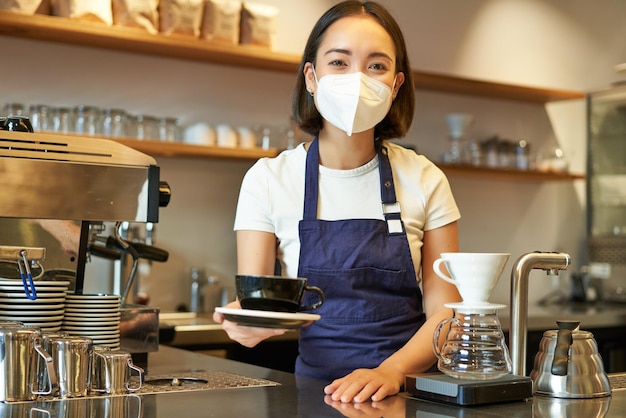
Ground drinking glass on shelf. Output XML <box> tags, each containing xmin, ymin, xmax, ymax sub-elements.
<box><xmin>158</xmin><ymin>117</ymin><xmax>181</xmax><ymax>142</ymax></box>
<box><xmin>28</xmin><ymin>104</ymin><xmax>51</xmax><ymax>132</ymax></box>
<box><xmin>135</xmin><ymin>115</ymin><xmax>159</xmax><ymax>140</ymax></box>
<box><xmin>51</xmin><ymin>107</ymin><xmax>74</xmax><ymax>133</ymax></box>
<box><xmin>1</xmin><ymin>102</ymin><xmax>26</xmax><ymax>117</ymax></box>
<box><xmin>101</xmin><ymin>108</ymin><xmax>127</xmax><ymax>138</ymax></box>
<box><xmin>74</xmin><ymin>105</ymin><xmax>102</xmax><ymax>136</ymax></box>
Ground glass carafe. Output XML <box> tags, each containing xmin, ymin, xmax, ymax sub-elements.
<box><xmin>433</xmin><ymin>307</ymin><xmax>511</xmax><ymax>380</ymax></box>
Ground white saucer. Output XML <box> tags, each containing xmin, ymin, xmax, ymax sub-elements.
<box><xmin>65</xmin><ymin>303</ymin><xmax>119</xmax><ymax>309</ymax></box>
<box><xmin>0</xmin><ymin>280</ymin><xmax>70</xmax><ymax>287</ymax></box>
<box><xmin>65</xmin><ymin>295</ymin><xmax>120</xmax><ymax>304</ymax></box>
<box><xmin>62</xmin><ymin>319</ymin><xmax>119</xmax><ymax>326</ymax></box>
<box><xmin>66</xmin><ymin>293</ymin><xmax>119</xmax><ymax>300</ymax></box>
<box><xmin>62</xmin><ymin>324</ymin><xmax>119</xmax><ymax>331</ymax></box>
<box><xmin>0</xmin><ymin>303</ymin><xmax>64</xmax><ymax>311</ymax></box>
<box><xmin>0</xmin><ymin>292</ymin><xmax>66</xmax><ymax>299</ymax></box>
<box><xmin>445</xmin><ymin>302</ymin><xmax>507</xmax><ymax>312</ymax></box>
<box><xmin>65</xmin><ymin>299</ymin><xmax>119</xmax><ymax>304</ymax></box>
<box><xmin>64</xmin><ymin>306</ymin><xmax>120</xmax><ymax>313</ymax></box>
<box><xmin>215</xmin><ymin>307</ymin><xmax>320</xmax><ymax>329</ymax></box>
<box><xmin>64</xmin><ymin>329</ymin><xmax>120</xmax><ymax>337</ymax></box>
<box><xmin>40</xmin><ymin>325</ymin><xmax>62</xmax><ymax>332</ymax></box>
<box><xmin>0</xmin><ymin>309</ymin><xmax>65</xmax><ymax>317</ymax></box>
<box><xmin>0</xmin><ymin>281</ymin><xmax>70</xmax><ymax>293</ymax></box>
<box><xmin>0</xmin><ymin>297</ymin><xmax>66</xmax><ymax>304</ymax></box>
<box><xmin>63</xmin><ymin>313</ymin><xmax>120</xmax><ymax>320</ymax></box>
<box><xmin>1</xmin><ymin>314</ymin><xmax>65</xmax><ymax>322</ymax></box>
<box><xmin>92</xmin><ymin>339</ymin><xmax>120</xmax><ymax>346</ymax></box>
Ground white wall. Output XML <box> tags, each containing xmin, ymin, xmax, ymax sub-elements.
<box><xmin>1</xmin><ymin>0</ymin><xmax>625</xmax><ymax>310</ymax></box>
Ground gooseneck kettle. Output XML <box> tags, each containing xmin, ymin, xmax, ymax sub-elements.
<box><xmin>530</xmin><ymin>320</ymin><xmax>611</xmax><ymax>398</ymax></box>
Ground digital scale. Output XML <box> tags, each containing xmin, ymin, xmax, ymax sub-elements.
<box><xmin>406</xmin><ymin>373</ymin><xmax>533</xmax><ymax>406</ymax></box>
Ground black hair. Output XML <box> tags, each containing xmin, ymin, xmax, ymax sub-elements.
<box><xmin>292</xmin><ymin>1</ymin><xmax>415</xmax><ymax>139</ymax></box>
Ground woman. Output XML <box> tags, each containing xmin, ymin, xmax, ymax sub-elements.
<box><xmin>214</xmin><ymin>0</ymin><xmax>462</xmax><ymax>403</ymax></box>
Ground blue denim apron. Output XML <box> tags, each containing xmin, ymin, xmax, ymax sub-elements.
<box><xmin>295</xmin><ymin>138</ymin><xmax>425</xmax><ymax>381</ymax></box>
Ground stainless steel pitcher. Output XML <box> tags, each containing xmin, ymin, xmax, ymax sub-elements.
<box><xmin>530</xmin><ymin>320</ymin><xmax>612</xmax><ymax>398</ymax></box>
<box><xmin>49</xmin><ymin>336</ymin><xmax>93</xmax><ymax>398</ymax></box>
<box><xmin>0</xmin><ymin>325</ymin><xmax>58</xmax><ymax>402</ymax></box>
<box><xmin>91</xmin><ymin>349</ymin><xmax>143</xmax><ymax>395</ymax></box>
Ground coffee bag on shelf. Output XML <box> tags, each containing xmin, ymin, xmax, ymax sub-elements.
<box><xmin>112</xmin><ymin>0</ymin><xmax>159</xmax><ymax>34</ymax></box>
<box><xmin>52</xmin><ymin>0</ymin><xmax>113</xmax><ymax>25</ymax></box>
<box><xmin>0</xmin><ymin>0</ymin><xmax>50</xmax><ymax>15</ymax></box>
<box><xmin>200</xmin><ymin>0</ymin><xmax>241</xmax><ymax>45</ymax></box>
<box><xmin>159</xmin><ymin>0</ymin><xmax>203</xmax><ymax>37</ymax></box>
<box><xmin>240</xmin><ymin>2</ymin><xmax>279</xmax><ymax>49</ymax></box>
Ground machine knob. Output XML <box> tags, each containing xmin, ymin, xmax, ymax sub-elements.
<box><xmin>159</xmin><ymin>181</ymin><xmax>172</xmax><ymax>207</ymax></box>
<box><xmin>0</xmin><ymin>116</ymin><xmax>33</xmax><ymax>132</ymax></box>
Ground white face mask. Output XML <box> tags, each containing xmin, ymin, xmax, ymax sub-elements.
<box><xmin>314</xmin><ymin>69</ymin><xmax>394</xmax><ymax>136</ymax></box>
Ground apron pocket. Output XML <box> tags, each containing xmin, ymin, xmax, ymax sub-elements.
<box><xmin>301</xmin><ymin>266</ymin><xmax>417</xmax><ymax>323</ymax></box>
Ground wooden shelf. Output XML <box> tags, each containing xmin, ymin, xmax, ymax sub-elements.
<box><xmin>0</xmin><ymin>11</ymin><xmax>587</xmax><ymax>179</ymax></box>
<box><xmin>113</xmin><ymin>138</ymin><xmax>279</xmax><ymax>161</ymax></box>
<box><xmin>0</xmin><ymin>11</ymin><xmax>300</xmax><ymax>73</ymax></box>
<box><xmin>114</xmin><ymin>137</ymin><xmax>584</xmax><ymax>181</ymax></box>
<box><xmin>0</xmin><ymin>11</ymin><xmax>585</xmax><ymax>103</ymax></box>
<box><xmin>412</xmin><ymin>71</ymin><xmax>585</xmax><ymax>103</ymax></box>
<box><xmin>437</xmin><ymin>163</ymin><xmax>585</xmax><ymax>182</ymax></box>
<box><xmin>126</xmin><ymin>139</ymin><xmax>586</xmax><ymax>181</ymax></box>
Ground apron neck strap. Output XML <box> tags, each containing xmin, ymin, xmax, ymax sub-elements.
<box><xmin>303</xmin><ymin>138</ymin><xmax>398</xmax><ymax>220</ymax></box>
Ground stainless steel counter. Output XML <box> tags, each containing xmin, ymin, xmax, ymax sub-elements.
<box><xmin>499</xmin><ymin>302</ymin><xmax>626</xmax><ymax>331</ymax></box>
<box><xmin>2</xmin><ymin>346</ymin><xmax>625</xmax><ymax>417</ymax></box>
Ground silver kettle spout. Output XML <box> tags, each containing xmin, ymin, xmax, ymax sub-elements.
<box><xmin>510</xmin><ymin>251</ymin><xmax>571</xmax><ymax>376</ymax></box>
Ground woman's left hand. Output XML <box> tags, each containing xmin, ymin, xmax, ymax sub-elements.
<box><xmin>323</xmin><ymin>367</ymin><xmax>402</xmax><ymax>403</ymax></box>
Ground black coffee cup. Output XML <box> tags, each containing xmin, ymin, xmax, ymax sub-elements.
<box><xmin>235</xmin><ymin>275</ymin><xmax>324</xmax><ymax>313</ymax></box>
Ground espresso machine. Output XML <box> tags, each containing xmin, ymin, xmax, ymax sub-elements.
<box><xmin>0</xmin><ymin>119</ymin><xmax>171</xmax><ymax>365</ymax></box>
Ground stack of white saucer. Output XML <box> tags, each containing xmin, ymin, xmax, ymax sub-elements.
<box><xmin>62</xmin><ymin>293</ymin><xmax>121</xmax><ymax>349</ymax></box>
<box><xmin>0</xmin><ymin>279</ymin><xmax>70</xmax><ymax>332</ymax></box>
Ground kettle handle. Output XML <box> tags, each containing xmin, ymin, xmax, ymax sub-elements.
<box><xmin>551</xmin><ymin>320</ymin><xmax>580</xmax><ymax>376</ymax></box>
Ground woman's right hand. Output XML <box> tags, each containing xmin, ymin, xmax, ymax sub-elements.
<box><xmin>212</xmin><ymin>300</ymin><xmax>287</xmax><ymax>348</ymax></box>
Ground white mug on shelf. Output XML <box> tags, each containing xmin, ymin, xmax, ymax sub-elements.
<box><xmin>183</xmin><ymin>122</ymin><xmax>216</xmax><ymax>146</ymax></box>
<box><xmin>216</xmin><ymin>124</ymin><xmax>237</xmax><ymax>148</ymax></box>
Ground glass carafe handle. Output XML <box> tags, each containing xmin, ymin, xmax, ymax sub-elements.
<box><xmin>432</xmin><ymin>316</ymin><xmax>458</xmax><ymax>364</ymax></box>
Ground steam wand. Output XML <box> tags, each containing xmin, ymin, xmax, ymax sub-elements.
<box><xmin>111</xmin><ymin>222</ymin><xmax>140</xmax><ymax>304</ymax></box>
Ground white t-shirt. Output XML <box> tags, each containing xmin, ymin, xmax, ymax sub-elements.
<box><xmin>234</xmin><ymin>141</ymin><xmax>461</xmax><ymax>280</ymax></box>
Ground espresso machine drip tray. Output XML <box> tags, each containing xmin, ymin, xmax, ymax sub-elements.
<box><xmin>139</xmin><ymin>370</ymin><xmax>280</xmax><ymax>395</ymax></box>
<box><xmin>406</xmin><ymin>373</ymin><xmax>532</xmax><ymax>406</ymax></box>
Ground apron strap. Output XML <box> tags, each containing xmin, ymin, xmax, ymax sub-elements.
<box><xmin>377</xmin><ymin>142</ymin><xmax>404</xmax><ymax>234</ymax></box>
<box><xmin>303</xmin><ymin>137</ymin><xmax>320</xmax><ymax>221</ymax></box>
<box><xmin>377</xmin><ymin>142</ymin><xmax>397</xmax><ymax>204</ymax></box>
<box><xmin>303</xmin><ymin>138</ymin><xmax>404</xmax><ymax>233</ymax></box>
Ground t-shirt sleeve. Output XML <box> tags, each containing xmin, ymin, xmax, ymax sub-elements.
<box><xmin>422</xmin><ymin>162</ymin><xmax>461</xmax><ymax>231</ymax></box>
<box><xmin>233</xmin><ymin>159</ymin><xmax>275</xmax><ymax>234</ymax></box>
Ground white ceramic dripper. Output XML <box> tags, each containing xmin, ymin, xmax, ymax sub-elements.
<box><xmin>445</xmin><ymin>114</ymin><xmax>474</xmax><ymax>164</ymax></box>
<box><xmin>446</xmin><ymin>113</ymin><xmax>474</xmax><ymax>140</ymax></box>
<box><xmin>433</xmin><ymin>252</ymin><xmax>510</xmax><ymax>305</ymax></box>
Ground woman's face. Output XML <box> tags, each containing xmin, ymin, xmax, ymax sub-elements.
<box><xmin>304</xmin><ymin>15</ymin><xmax>404</xmax><ymax>97</ymax></box>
